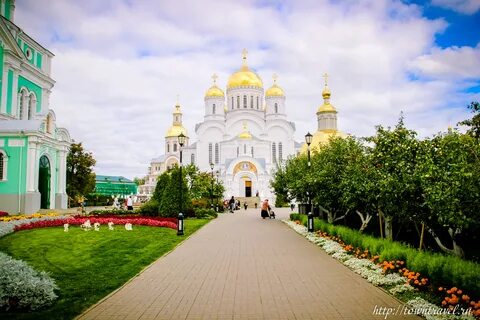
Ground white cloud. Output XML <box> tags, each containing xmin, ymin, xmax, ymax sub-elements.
<box><xmin>13</xmin><ymin>0</ymin><xmax>478</xmax><ymax>178</ymax></box>
<box><xmin>431</xmin><ymin>0</ymin><xmax>480</xmax><ymax>14</ymax></box>
<box><xmin>409</xmin><ymin>44</ymin><xmax>480</xmax><ymax>80</ymax></box>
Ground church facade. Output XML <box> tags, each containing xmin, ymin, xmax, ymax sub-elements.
<box><xmin>139</xmin><ymin>51</ymin><xmax>301</xmax><ymax>200</ymax></box>
<box><xmin>0</xmin><ymin>0</ymin><xmax>71</xmax><ymax>214</ymax></box>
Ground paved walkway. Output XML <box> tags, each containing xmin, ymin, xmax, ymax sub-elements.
<box><xmin>79</xmin><ymin>208</ymin><xmax>418</xmax><ymax>320</ymax></box>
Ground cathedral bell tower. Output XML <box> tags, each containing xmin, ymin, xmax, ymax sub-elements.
<box><xmin>316</xmin><ymin>73</ymin><xmax>338</xmax><ymax>131</ymax></box>
<box><xmin>165</xmin><ymin>101</ymin><xmax>188</xmax><ymax>156</ymax></box>
<box><xmin>265</xmin><ymin>74</ymin><xmax>286</xmax><ymax>119</ymax></box>
<box><xmin>204</xmin><ymin>73</ymin><xmax>225</xmax><ymax>120</ymax></box>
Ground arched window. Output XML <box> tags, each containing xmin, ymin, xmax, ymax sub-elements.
<box><xmin>272</xmin><ymin>142</ymin><xmax>277</xmax><ymax>163</ymax></box>
<box><xmin>215</xmin><ymin>143</ymin><xmax>219</xmax><ymax>164</ymax></box>
<box><xmin>236</xmin><ymin>146</ymin><xmax>239</xmax><ymax>157</ymax></box>
<box><xmin>18</xmin><ymin>91</ymin><xmax>24</xmax><ymax>119</ymax></box>
<box><xmin>212</xmin><ymin>104</ymin><xmax>216</xmax><ymax>114</ymax></box>
<box><xmin>251</xmin><ymin>146</ymin><xmax>254</xmax><ymax>157</ymax></box>
<box><xmin>244</xmin><ymin>144</ymin><xmax>246</xmax><ymax>154</ymax></box>
<box><xmin>231</xmin><ymin>97</ymin><xmax>234</xmax><ymax>109</ymax></box>
<box><xmin>256</xmin><ymin>96</ymin><xmax>259</xmax><ymax>109</ymax></box>
<box><xmin>237</xmin><ymin>96</ymin><xmax>240</xmax><ymax>109</ymax></box>
<box><xmin>243</xmin><ymin>95</ymin><xmax>247</xmax><ymax>108</ymax></box>
<box><xmin>191</xmin><ymin>153</ymin><xmax>195</xmax><ymax>164</ymax></box>
<box><xmin>279</xmin><ymin>142</ymin><xmax>283</xmax><ymax>162</ymax></box>
<box><xmin>167</xmin><ymin>143</ymin><xmax>170</xmax><ymax>153</ymax></box>
<box><xmin>0</xmin><ymin>150</ymin><xmax>7</xmax><ymax>181</ymax></box>
<box><xmin>274</xmin><ymin>103</ymin><xmax>278</xmax><ymax>114</ymax></box>
<box><xmin>28</xmin><ymin>95</ymin><xmax>35</xmax><ymax>120</ymax></box>
<box><xmin>173</xmin><ymin>143</ymin><xmax>177</xmax><ymax>152</ymax></box>
<box><xmin>175</xmin><ymin>116</ymin><xmax>179</xmax><ymax>122</ymax></box>
<box><xmin>209</xmin><ymin>143</ymin><xmax>213</xmax><ymax>164</ymax></box>
<box><xmin>250</xmin><ymin>96</ymin><xmax>253</xmax><ymax>108</ymax></box>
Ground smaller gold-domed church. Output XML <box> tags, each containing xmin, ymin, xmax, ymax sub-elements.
<box><xmin>139</xmin><ymin>52</ymin><xmax>345</xmax><ymax>200</ymax></box>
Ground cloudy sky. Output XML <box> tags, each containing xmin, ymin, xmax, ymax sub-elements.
<box><xmin>15</xmin><ymin>0</ymin><xmax>480</xmax><ymax>179</ymax></box>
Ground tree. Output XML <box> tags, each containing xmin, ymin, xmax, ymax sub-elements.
<box><xmin>338</xmin><ymin>138</ymin><xmax>377</xmax><ymax>232</ymax></box>
<box><xmin>66</xmin><ymin>142</ymin><xmax>96</xmax><ymax>206</ymax></box>
<box><xmin>152</xmin><ymin>171</ymin><xmax>170</xmax><ymax>203</ymax></box>
<box><xmin>368</xmin><ymin>116</ymin><xmax>421</xmax><ymax>240</ymax></box>
<box><xmin>458</xmin><ymin>101</ymin><xmax>480</xmax><ymax>140</ymax></box>
<box><xmin>159</xmin><ymin>166</ymin><xmax>190</xmax><ymax>217</ymax></box>
<box><xmin>416</xmin><ymin>130</ymin><xmax>480</xmax><ymax>257</ymax></box>
<box><xmin>133</xmin><ymin>176</ymin><xmax>146</xmax><ymax>186</ymax></box>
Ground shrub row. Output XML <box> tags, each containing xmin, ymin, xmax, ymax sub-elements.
<box><xmin>291</xmin><ymin>214</ymin><xmax>480</xmax><ymax>296</ymax></box>
<box><xmin>88</xmin><ymin>209</ymin><xmax>138</xmax><ymax>215</ymax></box>
<box><xmin>0</xmin><ymin>252</ymin><xmax>58</xmax><ymax>310</ymax></box>
<box><xmin>194</xmin><ymin>209</ymin><xmax>218</xmax><ymax>219</ymax></box>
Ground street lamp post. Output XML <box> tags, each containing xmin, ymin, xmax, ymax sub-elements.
<box><xmin>305</xmin><ymin>132</ymin><xmax>313</xmax><ymax>217</ymax></box>
<box><xmin>178</xmin><ymin>133</ymin><xmax>186</xmax><ymax>220</ymax></box>
<box><xmin>210</xmin><ymin>162</ymin><xmax>214</xmax><ymax>210</ymax></box>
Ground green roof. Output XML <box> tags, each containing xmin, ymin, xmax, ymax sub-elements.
<box><xmin>93</xmin><ymin>175</ymin><xmax>137</xmax><ymax>196</ymax></box>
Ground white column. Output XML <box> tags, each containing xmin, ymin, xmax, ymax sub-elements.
<box><xmin>11</xmin><ymin>69</ymin><xmax>19</xmax><ymax>116</ymax></box>
<box><xmin>57</xmin><ymin>149</ymin><xmax>67</xmax><ymax>194</ymax></box>
<box><xmin>26</xmin><ymin>140</ymin><xmax>37</xmax><ymax>192</ymax></box>
<box><xmin>0</xmin><ymin>65</ymin><xmax>8</xmax><ymax>114</ymax></box>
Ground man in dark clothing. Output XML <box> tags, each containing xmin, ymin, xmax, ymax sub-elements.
<box><xmin>228</xmin><ymin>196</ymin><xmax>235</xmax><ymax>213</ymax></box>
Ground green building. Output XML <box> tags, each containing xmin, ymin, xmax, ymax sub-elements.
<box><xmin>93</xmin><ymin>176</ymin><xmax>137</xmax><ymax>197</ymax></box>
<box><xmin>0</xmin><ymin>0</ymin><xmax>71</xmax><ymax>214</ymax></box>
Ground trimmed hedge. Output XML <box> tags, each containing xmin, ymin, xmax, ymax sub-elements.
<box><xmin>290</xmin><ymin>214</ymin><xmax>480</xmax><ymax>295</ymax></box>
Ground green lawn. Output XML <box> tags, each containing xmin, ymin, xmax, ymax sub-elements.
<box><xmin>0</xmin><ymin>219</ymin><xmax>210</xmax><ymax>320</ymax></box>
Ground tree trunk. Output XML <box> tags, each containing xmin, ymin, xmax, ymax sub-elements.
<box><xmin>378</xmin><ymin>209</ymin><xmax>383</xmax><ymax>239</ymax></box>
<box><xmin>380</xmin><ymin>209</ymin><xmax>393</xmax><ymax>241</ymax></box>
<box><xmin>356</xmin><ymin>210</ymin><xmax>372</xmax><ymax>232</ymax></box>
<box><xmin>418</xmin><ymin>223</ymin><xmax>425</xmax><ymax>250</ymax></box>
<box><xmin>334</xmin><ymin>209</ymin><xmax>349</xmax><ymax>223</ymax></box>
<box><xmin>319</xmin><ymin>205</ymin><xmax>333</xmax><ymax>223</ymax></box>
<box><xmin>426</xmin><ymin>226</ymin><xmax>465</xmax><ymax>258</ymax></box>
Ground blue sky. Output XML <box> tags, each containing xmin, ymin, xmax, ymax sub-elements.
<box><xmin>14</xmin><ymin>0</ymin><xmax>480</xmax><ymax>178</ymax></box>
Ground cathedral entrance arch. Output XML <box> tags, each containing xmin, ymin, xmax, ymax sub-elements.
<box><xmin>230</xmin><ymin>160</ymin><xmax>259</xmax><ymax>197</ymax></box>
<box><xmin>39</xmin><ymin>155</ymin><xmax>51</xmax><ymax>209</ymax></box>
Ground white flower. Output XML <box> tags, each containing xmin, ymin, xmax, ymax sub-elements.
<box><xmin>389</xmin><ymin>283</ymin><xmax>414</xmax><ymax>295</ymax></box>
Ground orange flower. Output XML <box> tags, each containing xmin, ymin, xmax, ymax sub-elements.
<box><xmin>462</xmin><ymin>295</ymin><xmax>470</xmax><ymax>301</ymax></box>
<box><xmin>441</xmin><ymin>300</ymin><xmax>447</xmax><ymax>306</ymax></box>
<box><xmin>438</xmin><ymin>287</ymin><xmax>444</xmax><ymax>291</ymax></box>
<box><xmin>457</xmin><ymin>289</ymin><xmax>462</xmax><ymax>295</ymax></box>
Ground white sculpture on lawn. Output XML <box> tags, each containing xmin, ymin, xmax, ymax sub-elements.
<box><xmin>125</xmin><ymin>223</ymin><xmax>132</xmax><ymax>231</ymax></box>
<box><xmin>81</xmin><ymin>220</ymin><xmax>92</xmax><ymax>231</ymax></box>
<box><xmin>64</xmin><ymin>223</ymin><xmax>69</xmax><ymax>232</ymax></box>
<box><xmin>94</xmin><ymin>222</ymin><xmax>100</xmax><ymax>231</ymax></box>
<box><xmin>108</xmin><ymin>222</ymin><xmax>114</xmax><ymax>230</ymax></box>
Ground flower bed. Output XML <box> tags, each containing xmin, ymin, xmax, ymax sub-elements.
<box><xmin>0</xmin><ymin>211</ymin><xmax>8</xmax><ymax>217</ymax></box>
<box><xmin>14</xmin><ymin>216</ymin><xmax>177</xmax><ymax>232</ymax></box>
<box><xmin>0</xmin><ymin>212</ymin><xmax>58</xmax><ymax>222</ymax></box>
<box><xmin>284</xmin><ymin>219</ymin><xmax>479</xmax><ymax>319</ymax></box>
<box><xmin>0</xmin><ymin>214</ymin><xmax>69</xmax><ymax>238</ymax></box>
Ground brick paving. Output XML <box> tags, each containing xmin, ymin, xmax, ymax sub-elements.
<box><xmin>78</xmin><ymin>208</ymin><xmax>419</xmax><ymax>320</ymax></box>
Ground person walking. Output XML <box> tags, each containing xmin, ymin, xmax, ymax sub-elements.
<box><xmin>228</xmin><ymin>196</ymin><xmax>235</xmax><ymax>213</ymax></box>
<box><xmin>126</xmin><ymin>196</ymin><xmax>133</xmax><ymax>211</ymax></box>
<box><xmin>244</xmin><ymin>202</ymin><xmax>248</xmax><ymax>210</ymax></box>
<box><xmin>260</xmin><ymin>199</ymin><xmax>270</xmax><ymax>219</ymax></box>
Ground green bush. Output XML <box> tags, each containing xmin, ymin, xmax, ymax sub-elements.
<box><xmin>194</xmin><ymin>208</ymin><xmax>218</xmax><ymax>219</ymax></box>
<box><xmin>89</xmin><ymin>209</ymin><xmax>137</xmax><ymax>215</ymax></box>
<box><xmin>138</xmin><ymin>200</ymin><xmax>160</xmax><ymax>216</ymax></box>
<box><xmin>290</xmin><ymin>215</ymin><xmax>480</xmax><ymax>295</ymax></box>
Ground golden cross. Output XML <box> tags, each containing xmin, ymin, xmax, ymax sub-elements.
<box><xmin>212</xmin><ymin>73</ymin><xmax>218</xmax><ymax>84</ymax></box>
<box><xmin>272</xmin><ymin>73</ymin><xmax>278</xmax><ymax>84</ymax></box>
<box><xmin>323</xmin><ymin>73</ymin><xmax>329</xmax><ymax>86</ymax></box>
<box><xmin>242</xmin><ymin>48</ymin><xmax>248</xmax><ymax>66</ymax></box>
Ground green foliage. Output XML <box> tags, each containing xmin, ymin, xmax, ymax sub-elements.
<box><xmin>0</xmin><ymin>220</ymin><xmax>210</xmax><ymax>319</ymax></box>
<box><xmin>89</xmin><ymin>209</ymin><xmax>139</xmax><ymax>216</ymax></box>
<box><xmin>66</xmin><ymin>142</ymin><xmax>96</xmax><ymax>205</ymax></box>
<box><xmin>458</xmin><ymin>101</ymin><xmax>480</xmax><ymax>140</ymax></box>
<box><xmin>159</xmin><ymin>167</ymin><xmax>190</xmax><ymax>217</ymax></box>
<box><xmin>194</xmin><ymin>208</ymin><xmax>218</xmax><ymax>219</ymax></box>
<box><xmin>152</xmin><ymin>172</ymin><xmax>170</xmax><ymax>203</ymax></box>
<box><xmin>138</xmin><ymin>200</ymin><xmax>160</xmax><ymax>216</ymax></box>
<box><xmin>133</xmin><ymin>176</ymin><xmax>145</xmax><ymax>186</ymax></box>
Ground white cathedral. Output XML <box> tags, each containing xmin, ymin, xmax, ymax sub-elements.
<box><xmin>139</xmin><ymin>51</ymin><xmax>344</xmax><ymax>201</ymax></box>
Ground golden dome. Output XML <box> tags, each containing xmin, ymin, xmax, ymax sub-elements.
<box><xmin>238</xmin><ymin>122</ymin><xmax>252</xmax><ymax>139</ymax></box>
<box><xmin>266</xmin><ymin>73</ymin><xmax>285</xmax><ymax>97</ymax></box>
<box><xmin>205</xmin><ymin>73</ymin><xmax>225</xmax><ymax>97</ymax></box>
<box><xmin>300</xmin><ymin>130</ymin><xmax>346</xmax><ymax>154</ymax></box>
<box><xmin>266</xmin><ymin>85</ymin><xmax>284</xmax><ymax>96</ymax></box>
<box><xmin>228</xmin><ymin>66</ymin><xmax>263</xmax><ymax>89</ymax></box>
<box><xmin>317</xmin><ymin>102</ymin><xmax>337</xmax><ymax>113</ymax></box>
<box><xmin>227</xmin><ymin>49</ymin><xmax>263</xmax><ymax>89</ymax></box>
<box><xmin>166</xmin><ymin>125</ymin><xmax>188</xmax><ymax>138</ymax></box>
<box><xmin>205</xmin><ymin>85</ymin><xmax>224</xmax><ymax>97</ymax></box>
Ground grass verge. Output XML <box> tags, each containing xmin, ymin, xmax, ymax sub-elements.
<box><xmin>0</xmin><ymin>219</ymin><xmax>209</xmax><ymax>320</ymax></box>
